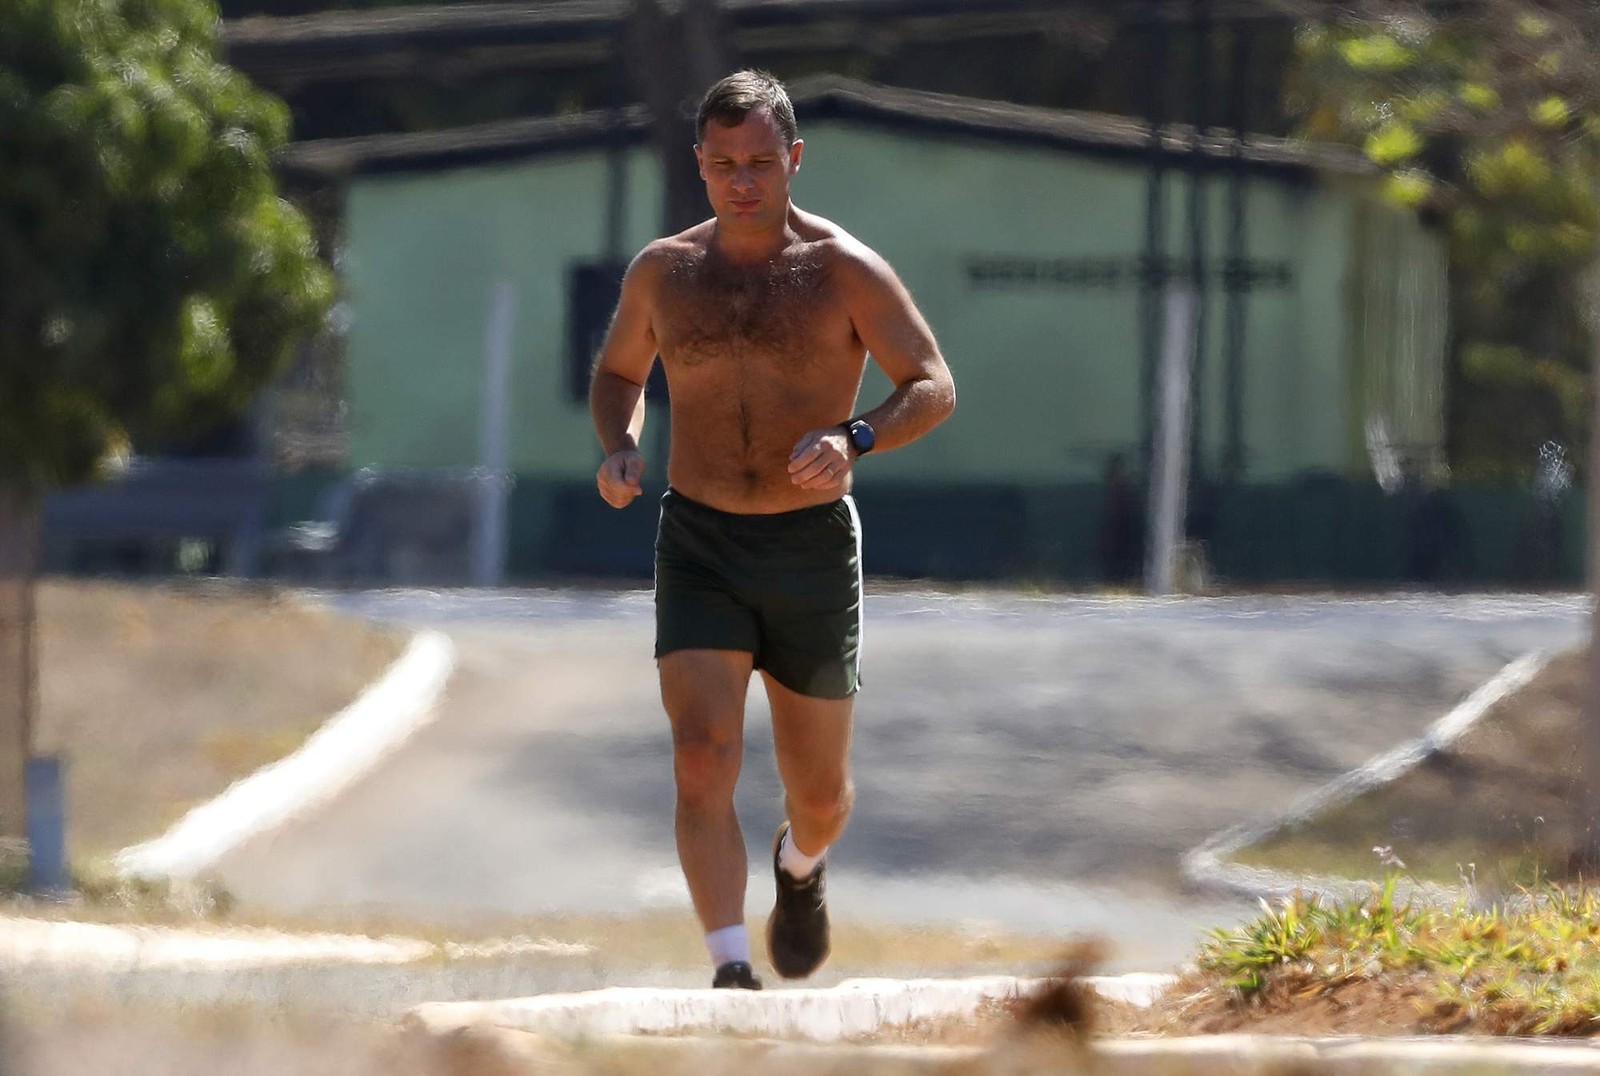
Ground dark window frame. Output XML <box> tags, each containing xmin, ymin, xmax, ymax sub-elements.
<box><xmin>567</xmin><ymin>261</ymin><xmax>667</xmax><ymax>403</ymax></box>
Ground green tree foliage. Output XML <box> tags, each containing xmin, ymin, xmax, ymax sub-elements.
<box><xmin>1289</xmin><ymin>2</ymin><xmax>1599</xmax><ymax>485</ymax></box>
<box><xmin>0</xmin><ymin>0</ymin><xmax>334</xmax><ymax>498</ymax></box>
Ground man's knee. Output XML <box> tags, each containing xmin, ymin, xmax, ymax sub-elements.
<box><xmin>789</xmin><ymin>775</ymin><xmax>854</xmax><ymax>825</ymax></box>
<box><xmin>673</xmin><ymin>732</ymin><xmax>742</xmax><ymax>809</ymax></box>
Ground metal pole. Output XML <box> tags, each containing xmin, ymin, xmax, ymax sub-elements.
<box><xmin>1148</xmin><ymin>288</ymin><xmax>1199</xmax><ymax>595</ymax></box>
<box><xmin>474</xmin><ymin>281</ymin><xmax>517</xmax><ymax>588</ymax></box>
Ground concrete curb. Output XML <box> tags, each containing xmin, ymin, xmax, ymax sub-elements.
<box><xmin>113</xmin><ymin>630</ymin><xmax>456</xmax><ymax>880</ymax></box>
<box><xmin>401</xmin><ymin>1023</ymin><xmax>1600</xmax><ymax>1075</ymax></box>
<box><xmin>0</xmin><ymin>914</ymin><xmax>589</xmax><ymax>970</ymax></box>
<box><xmin>1180</xmin><ymin>649</ymin><xmax>1551</xmax><ymax>905</ymax></box>
<box><xmin>405</xmin><ymin>975</ymin><xmax>1176</xmax><ymax>1045</ymax></box>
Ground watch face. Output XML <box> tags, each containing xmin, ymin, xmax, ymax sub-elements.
<box><xmin>850</xmin><ymin>421</ymin><xmax>876</xmax><ymax>453</ymax></box>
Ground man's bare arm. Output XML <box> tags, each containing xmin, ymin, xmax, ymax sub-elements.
<box><xmin>844</xmin><ymin>246</ymin><xmax>956</xmax><ymax>451</ymax></box>
<box><xmin>788</xmin><ymin>244</ymin><xmax>955</xmax><ymax>490</ymax></box>
<box><xmin>590</xmin><ymin>248</ymin><xmax>664</xmax><ymax>507</ymax></box>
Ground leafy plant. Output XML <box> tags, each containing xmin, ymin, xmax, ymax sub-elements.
<box><xmin>1290</xmin><ymin>2</ymin><xmax>1600</xmax><ymax>484</ymax></box>
<box><xmin>1199</xmin><ymin>877</ymin><xmax>1600</xmax><ymax>1036</ymax></box>
<box><xmin>0</xmin><ymin>0</ymin><xmax>335</xmax><ymax>498</ymax></box>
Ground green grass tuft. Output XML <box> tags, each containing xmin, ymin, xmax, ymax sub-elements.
<box><xmin>1198</xmin><ymin>875</ymin><xmax>1600</xmax><ymax>1035</ymax></box>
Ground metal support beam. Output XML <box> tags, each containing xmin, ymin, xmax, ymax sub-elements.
<box><xmin>1185</xmin><ymin>0</ymin><xmax>1212</xmax><ymax>494</ymax></box>
<box><xmin>1222</xmin><ymin>18</ymin><xmax>1252</xmax><ymax>482</ymax></box>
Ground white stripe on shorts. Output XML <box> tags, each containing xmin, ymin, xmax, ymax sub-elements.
<box><xmin>843</xmin><ymin>494</ymin><xmax>864</xmax><ymax>678</ymax></box>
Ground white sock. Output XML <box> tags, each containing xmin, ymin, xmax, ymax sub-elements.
<box><xmin>779</xmin><ymin>827</ymin><xmax>827</xmax><ymax>880</ymax></box>
<box><xmin>705</xmin><ymin>924</ymin><xmax>750</xmax><ymax>968</ymax></box>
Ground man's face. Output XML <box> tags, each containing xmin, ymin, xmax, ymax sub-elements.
<box><xmin>694</xmin><ymin>108</ymin><xmax>804</xmax><ymax>233</ymax></box>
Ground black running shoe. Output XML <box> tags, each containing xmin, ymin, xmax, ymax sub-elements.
<box><xmin>766</xmin><ymin>821</ymin><xmax>830</xmax><ymax>979</ymax></box>
<box><xmin>712</xmin><ymin>960</ymin><xmax>762</xmax><ymax>989</ymax></box>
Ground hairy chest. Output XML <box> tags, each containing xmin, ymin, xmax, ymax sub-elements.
<box><xmin>656</xmin><ymin>253</ymin><xmax>848</xmax><ymax>369</ymax></box>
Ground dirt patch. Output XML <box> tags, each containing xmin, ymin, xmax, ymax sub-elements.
<box><xmin>2</xmin><ymin>996</ymin><xmax>422</xmax><ymax>1076</ymax></box>
<box><xmin>9</xmin><ymin>592</ymin><xmax>1599</xmax><ymax>1062</ymax></box>
<box><xmin>860</xmin><ymin>968</ymin><xmax>1521</xmax><ymax>1047</ymax></box>
<box><xmin>1236</xmin><ymin>646</ymin><xmax>1594</xmax><ymax>891</ymax></box>
<box><xmin>1119</xmin><ymin>969</ymin><xmax>1457</xmax><ymax>1037</ymax></box>
<box><xmin>30</xmin><ymin>580</ymin><xmax>404</xmax><ymax>860</ymax></box>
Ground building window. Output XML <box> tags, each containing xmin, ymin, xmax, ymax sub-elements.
<box><xmin>567</xmin><ymin>262</ymin><xmax>667</xmax><ymax>403</ymax></box>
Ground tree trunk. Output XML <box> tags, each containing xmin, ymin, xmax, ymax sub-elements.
<box><xmin>1587</xmin><ymin>245</ymin><xmax>1600</xmax><ymax>867</ymax></box>
<box><xmin>0</xmin><ymin>491</ymin><xmax>37</xmax><ymax>844</ymax></box>
<box><xmin>627</xmin><ymin>0</ymin><xmax>728</xmax><ymax>235</ymax></box>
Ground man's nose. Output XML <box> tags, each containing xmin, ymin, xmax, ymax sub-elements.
<box><xmin>731</xmin><ymin>166</ymin><xmax>755</xmax><ymax>191</ymax></box>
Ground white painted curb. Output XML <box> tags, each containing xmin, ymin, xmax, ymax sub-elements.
<box><xmin>1181</xmin><ymin>650</ymin><xmax>1551</xmax><ymax>903</ymax></box>
<box><xmin>457</xmin><ymin>1030</ymin><xmax>1600</xmax><ymax>1075</ymax></box>
<box><xmin>407</xmin><ymin>974</ymin><xmax>1177</xmax><ymax>1045</ymax></box>
<box><xmin>114</xmin><ymin>630</ymin><xmax>456</xmax><ymax>880</ymax></box>
<box><xmin>0</xmin><ymin>915</ymin><xmax>588</xmax><ymax>970</ymax></box>
<box><xmin>486</xmin><ymin>1031</ymin><xmax>1600</xmax><ymax>1069</ymax></box>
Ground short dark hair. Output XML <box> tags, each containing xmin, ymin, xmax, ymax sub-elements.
<box><xmin>695</xmin><ymin>70</ymin><xmax>798</xmax><ymax>145</ymax></box>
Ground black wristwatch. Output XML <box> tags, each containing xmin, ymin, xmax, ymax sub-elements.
<box><xmin>841</xmin><ymin>418</ymin><xmax>876</xmax><ymax>456</ymax></box>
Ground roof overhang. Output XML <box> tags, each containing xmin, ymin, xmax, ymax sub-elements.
<box><xmin>278</xmin><ymin>74</ymin><xmax>1368</xmax><ymax>181</ymax></box>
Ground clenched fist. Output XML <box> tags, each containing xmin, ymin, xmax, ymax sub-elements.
<box><xmin>787</xmin><ymin>428</ymin><xmax>853</xmax><ymax>490</ymax></box>
<box><xmin>597</xmin><ymin>449</ymin><xmax>645</xmax><ymax>508</ymax></box>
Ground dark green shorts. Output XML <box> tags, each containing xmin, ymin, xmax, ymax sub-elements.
<box><xmin>654</xmin><ymin>488</ymin><xmax>863</xmax><ymax>699</ymax></box>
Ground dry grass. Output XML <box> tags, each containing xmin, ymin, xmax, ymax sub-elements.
<box><xmin>1233</xmin><ymin>646</ymin><xmax>1592</xmax><ymax>892</ymax></box>
<box><xmin>23</xmin><ymin>579</ymin><xmax>403</xmax><ymax>864</ymax></box>
<box><xmin>13</xmin><ymin>585</ymin><xmax>1600</xmax><ymax>1071</ymax></box>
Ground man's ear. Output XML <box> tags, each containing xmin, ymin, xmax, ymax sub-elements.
<box><xmin>789</xmin><ymin>138</ymin><xmax>805</xmax><ymax>173</ymax></box>
<box><xmin>694</xmin><ymin>143</ymin><xmax>706</xmax><ymax>180</ymax></box>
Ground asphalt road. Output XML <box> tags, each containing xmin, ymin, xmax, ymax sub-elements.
<box><xmin>215</xmin><ymin>588</ymin><xmax>1588</xmax><ymax>973</ymax></box>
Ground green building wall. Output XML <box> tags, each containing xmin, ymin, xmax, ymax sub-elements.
<box><xmin>343</xmin><ymin>148</ymin><xmax>663</xmax><ymax>476</ymax></box>
<box><xmin>335</xmin><ymin>120</ymin><xmax>1473</xmax><ymax>583</ymax></box>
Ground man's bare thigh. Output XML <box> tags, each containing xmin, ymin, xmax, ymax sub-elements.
<box><xmin>658</xmin><ymin>649</ymin><xmax>755</xmax><ymax>731</ymax></box>
<box><xmin>762</xmin><ymin>670</ymin><xmax>854</xmax><ymax>793</ymax></box>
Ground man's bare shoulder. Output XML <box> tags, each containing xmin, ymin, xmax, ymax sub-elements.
<box><xmin>787</xmin><ymin>209</ymin><xmax>876</xmax><ymax>260</ymax></box>
<box><xmin>634</xmin><ymin>232</ymin><xmax>699</xmax><ymax>270</ymax></box>
<box><xmin>654</xmin><ymin>219</ymin><xmax>718</xmax><ymax>252</ymax></box>
<box><xmin>628</xmin><ymin>228</ymin><xmax>710</xmax><ymax>292</ymax></box>
<box><xmin>790</xmin><ymin>211</ymin><xmax>896</xmax><ymax>287</ymax></box>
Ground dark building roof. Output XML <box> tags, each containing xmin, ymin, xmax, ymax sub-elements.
<box><xmin>278</xmin><ymin>74</ymin><xmax>1368</xmax><ymax>181</ymax></box>
<box><xmin>226</xmin><ymin>0</ymin><xmax>1285</xmax><ymax>50</ymax></box>
<box><xmin>280</xmin><ymin>105</ymin><xmax>648</xmax><ymax>178</ymax></box>
<box><xmin>225</xmin><ymin>0</ymin><xmax>1295</xmax><ymax>81</ymax></box>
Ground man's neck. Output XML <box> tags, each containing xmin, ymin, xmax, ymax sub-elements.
<box><xmin>711</xmin><ymin>211</ymin><xmax>798</xmax><ymax>264</ymax></box>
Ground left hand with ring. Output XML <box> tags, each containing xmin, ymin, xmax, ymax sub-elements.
<box><xmin>787</xmin><ymin>427</ymin><xmax>854</xmax><ymax>490</ymax></box>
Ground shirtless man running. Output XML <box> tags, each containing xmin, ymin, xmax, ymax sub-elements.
<box><xmin>590</xmin><ymin>70</ymin><xmax>956</xmax><ymax>990</ymax></box>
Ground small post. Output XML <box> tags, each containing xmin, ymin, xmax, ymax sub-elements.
<box><xmin>0</xmin><ymin>492</ymin><xmax>37</xmax><ymax>845</ymax></box>
<box><xmin>25</xmin><ymin>755</ymin><xmax>68</xmax><ymax>894</ymax></box>
<box><xmin>475</xmin><ymin>280</ymin><xmax>517</xmax><ymax>588</ymax></box>
<box><xmin>0</xmin><ymin>981</ymin><xmax>11</xmax><ymax>1076</ymax></box>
